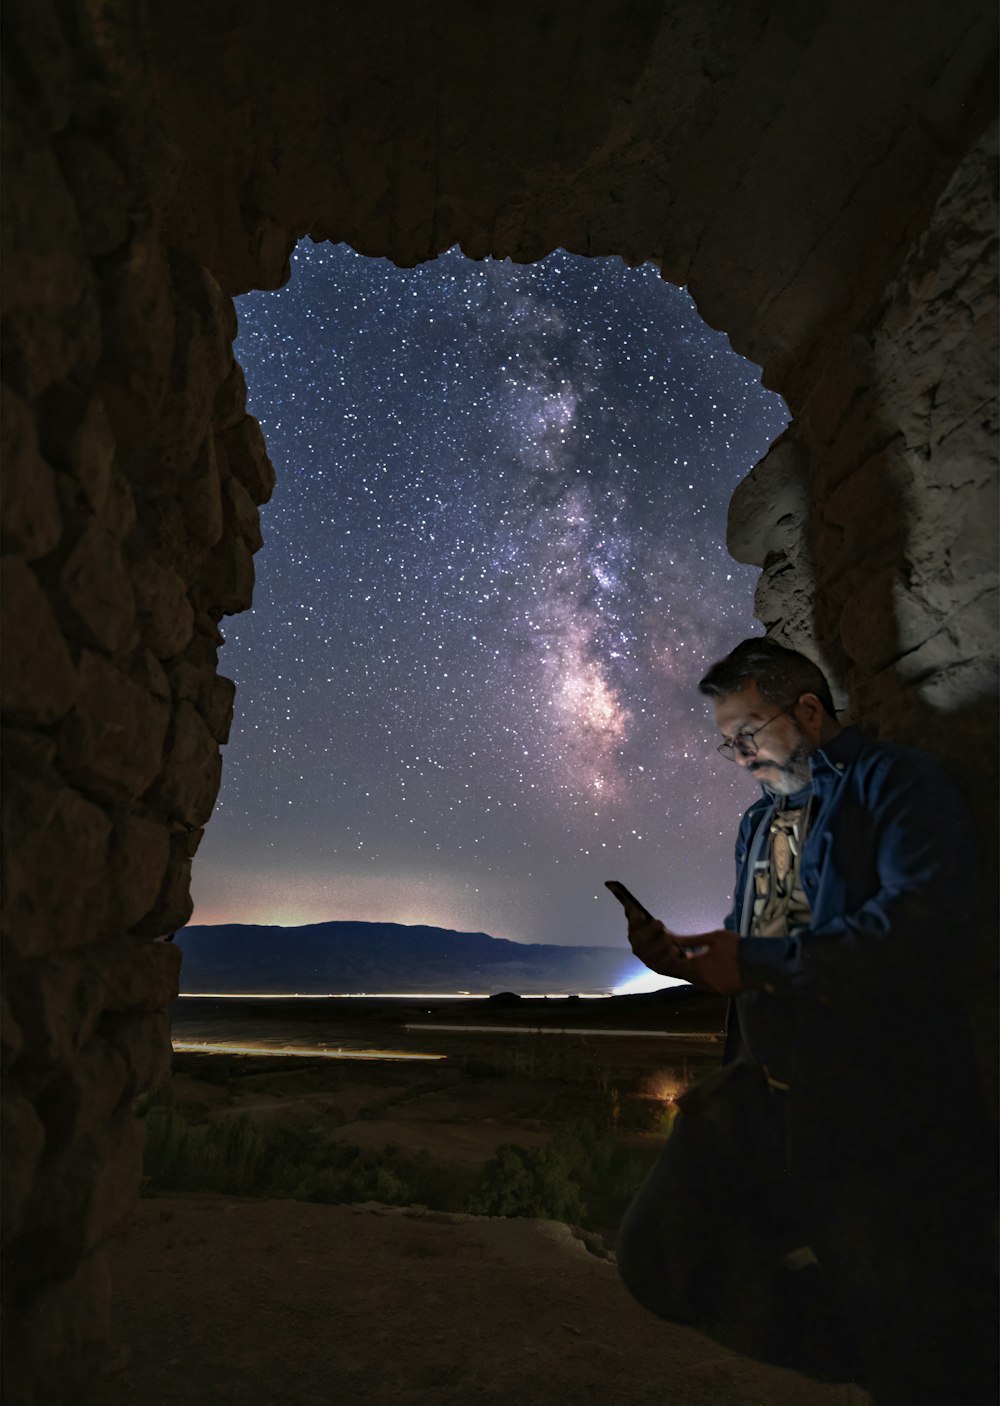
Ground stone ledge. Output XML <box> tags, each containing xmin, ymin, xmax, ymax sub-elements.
<box><xmin>78</xmin><ymin>1195</ymin><xmax>856</xmax><ymax>1406</ymax></box>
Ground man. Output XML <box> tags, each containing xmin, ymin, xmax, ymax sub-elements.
<box><xmin>615</xmin><ymin>637</ymin><xmax>995</xmax><ymax>1405</ymax></box>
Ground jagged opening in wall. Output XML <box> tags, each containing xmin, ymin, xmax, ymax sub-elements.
<box><xmin>181</xmin><ymin>240</ymin><xmax>789</xmax><ymax>978</ymax></box>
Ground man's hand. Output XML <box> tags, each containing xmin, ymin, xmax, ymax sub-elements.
<box><xmin>626</xmin><ymin>912</ymin><xmax>689</xmax><ymax>980</ymax></box>
<box><xmin>626</xmin><ymin>913</ymin><xmax>745</xmax><ymax>995</ymax></box>
<box><xmin>673</xmin><ymin>930</ymin><xmax>744</xmax><ymax>995</ymax></box>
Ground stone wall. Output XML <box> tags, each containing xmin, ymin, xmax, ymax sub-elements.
<box><xmin>1</xmin><ymin>5</ymin><xmax>274</xmax><ymax>1398</ymax></box>
<box><xmin>730</xmin><ymin>122</ymin><xmax>998</xmax><ymax>805</ymax></box>
<box><xmin>2</xmin><ymin>1</ymin><xmax>996</xmax><ymax>1399</ymax></box>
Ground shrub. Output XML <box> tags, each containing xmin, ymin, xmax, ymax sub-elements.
<box><xmin>141</xmin><ymin>1104</ymin><xmax>448</xmax><ymax>1207</ymax></box>
<box><xmin>464</xmin><ymin>1119</ymin><xmax>654</xmax><ymax>1229</ymax></box>
<box><xmin>141</xmin><ymin>1104</ymin><xmax>655</xmax><ymax>1235</ymax></box>
<box><xmin>465</xmin><ymin>1143</ymin><xmax>586</xmax><ymax>1222</ymax></box>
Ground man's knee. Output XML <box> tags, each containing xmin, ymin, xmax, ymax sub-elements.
<box><xmin>614</xmin><ymin>1200</ymin><xmax>692</xmax><ymax>1323</ymax></box>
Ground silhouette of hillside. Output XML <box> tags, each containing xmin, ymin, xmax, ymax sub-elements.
<box><xmin>176</xmin><ymin>920</ymin><xmax>651</xmax><ymax>995</ymax></box>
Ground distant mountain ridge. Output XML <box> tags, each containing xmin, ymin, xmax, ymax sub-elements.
<box><xmin>176</xmin><ymin>920</ymin><xmax>650</xmax><ymax>995</ymax></box>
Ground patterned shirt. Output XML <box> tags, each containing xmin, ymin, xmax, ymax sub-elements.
<box><xmin>738</xmin><ymin>785</ymin><xmax>815</xmax><ymax>1086</ymax></box>
<box><xmin>751</xmin><ymin>801</ymin><xmax>814</xmax><ymax>939</ymax></box>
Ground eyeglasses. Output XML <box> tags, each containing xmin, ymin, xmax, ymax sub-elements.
<box><xmin>717</xmin><ymin>707</ymin><xmax>793</xmax><ymax>763</ymax></box>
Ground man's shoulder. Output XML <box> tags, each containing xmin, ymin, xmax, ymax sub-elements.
<box><xmin>822</xmin><ymin>728</ymin><xmax>968</xmax><ymax>810</ymax></box>
<box><xmin>817</xmin><ymin>727</ymin><xmax>951</xmax><ymax>782</ymax></box>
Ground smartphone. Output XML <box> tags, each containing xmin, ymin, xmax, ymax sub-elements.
<box><xmin>604</xmin><ymin>880</ymin><xmax>653</xmax><ymax>921</ymax></box>
<box><xmin>605</xmin><ymin>881</ymin><xmax>710</xmax><ymax>957</ymax></box>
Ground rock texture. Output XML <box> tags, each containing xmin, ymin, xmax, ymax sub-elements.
<box><xmin>733</xmin><ymin>125</ymin><xmax>999</xmax><ymax>774</ymax></box>
<box><xmin>2</xmin><ymin>5</ymin><xmax>273</xmax><ymax>1399</ymax></box>
<box><xmin>1</xmin><ymin>0</ymin><xmax>996</xmax><ymax>1400</ymax></box>
<box><xmin>79</xmin><ymin>1195</ymin><xmax>858</xmax><ymax>1406</ymax></box>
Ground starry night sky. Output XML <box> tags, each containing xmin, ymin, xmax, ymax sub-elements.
<box><xmin>188</xmin><ymin>243</ymin><xmax>788</xmax><ymax>948</ymax></box>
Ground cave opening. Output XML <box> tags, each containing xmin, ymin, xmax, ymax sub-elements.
<box><xmin>187</xmin><ymin>240</ymin><xmax>788</xmax><ymax>957</ymax></box>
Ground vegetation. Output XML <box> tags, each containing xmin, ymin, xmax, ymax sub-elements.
<box><xmin>465</xmin><ymin>1143</ymin><xmax>587</xmax><ymax>1223</ymax></box>
<box><xmin>143</xmin><ymin>1044</ymin><xmax>676</xmax><ymax>1241</ymax></box>
<box><xmin>142</xmin><ymin>1102</ymin><xmax>449</xmax><ymax>1208</ymax></box>
<box><xmin>464</xmin><ymin>1120</ymin><xmax>656</xmax><ymax>1231</ymax></box>
<box><xmin>140</xmin><ymin>1096</ymin><xmax>657</xmax><ymax>1237</ymax></box>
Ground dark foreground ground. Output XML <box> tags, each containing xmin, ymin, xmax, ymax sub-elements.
<box><xmin>81</xmin><ymin>1195</ymin><xmax>865</xmax><ymax>1406</ymax></box>
<box><xmin>79</xmin><ymin>989</ymin><xmax>873</xmax><ymax>1404</ymax></box>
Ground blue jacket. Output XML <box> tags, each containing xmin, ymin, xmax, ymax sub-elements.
<box><xmin>721</xmin><ymin>725</ymin><xmax>982</xmax><ymax>1174</ymax></box>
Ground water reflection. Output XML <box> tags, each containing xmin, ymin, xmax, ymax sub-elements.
<box><xmin>171</xmin><ymin>1039</ymin><xmax>445</xmax><ymax>1062</ymax></box>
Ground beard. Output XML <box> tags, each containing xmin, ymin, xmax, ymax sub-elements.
<box><xmin>748</xmin><ymin>733</ymin><xmax>813</xmax><ymax>797</ymax></box>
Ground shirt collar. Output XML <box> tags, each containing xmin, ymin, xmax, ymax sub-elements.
<box><xmin>761</xmin><ymin>780</ymin><xmax>814</xmax><ymax>808</ymax></box>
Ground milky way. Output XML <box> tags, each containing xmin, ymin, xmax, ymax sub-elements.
<box><xmin>189</xmin><ymin>244</ymin><xmax>788</xmax><ymax>947</ymax></box>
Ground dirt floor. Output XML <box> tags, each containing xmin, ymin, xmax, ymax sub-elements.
<box><xmin>99</xmin><ymin>1017</ymin><xmax>869</xmax><ymax>1405</ymax></box>
<box><xmin>80</xmin><ymin>1195</ymin><xmax>868</xmax><ymax>1406</ymax></box>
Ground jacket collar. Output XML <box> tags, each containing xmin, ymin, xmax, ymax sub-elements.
<box><xmin>810</xmin><ymin>724</ymin><xmax>866</xmax><ymax>776</ymax></box>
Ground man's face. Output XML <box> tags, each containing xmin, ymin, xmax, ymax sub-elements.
<box><xmin>714</xmin><ymin>679</ymin><xmax>813</xmax><ymax>796</ymax></box>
